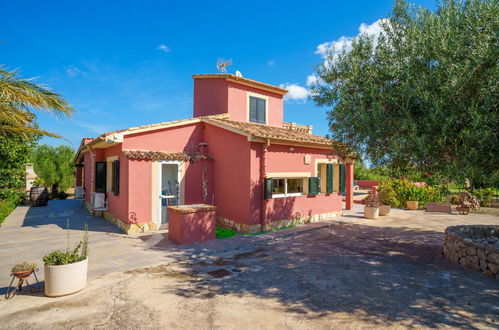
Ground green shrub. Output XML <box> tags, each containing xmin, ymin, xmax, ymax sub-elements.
<box><xmin>215</xmin><ymin>227</ymin><xmax>236</xmax><ymax>239</ymax></box>
<box><xmin>378</xmin><ymin>179</ymin><xmax>446</xmax><ymax>208</ymax></box>
<box><xmin>0</xmin><ymin>194</ymin><xmax>20</xmax><ymax>226</ymax></box>
<box><xmin>378</xmin><ymin>185</ymin><xmax>399</xmax><ymax>207</ymax></box>
<box><xmin>471</xmin><ymin>188</ymin><xmax>495</xmax><ymax>207</ymax></box>
<box><xmin>43</xmin><ymin>222</ymin><xmax>89</xmax><ymax>265</ymax></box>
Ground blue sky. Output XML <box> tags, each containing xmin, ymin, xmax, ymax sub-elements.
<box><xmin>1</xmin><ymin>0</ymin><xmax>435</xmax><ymax>148</ymax></box>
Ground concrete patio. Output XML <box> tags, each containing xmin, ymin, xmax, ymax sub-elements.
<box><xmin>0</xmin><ymin>199</ymin><xmax>498</xmax><ymax>329</ymax></box>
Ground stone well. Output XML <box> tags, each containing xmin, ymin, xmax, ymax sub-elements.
<box><xmin>444</xmin><ymin>225</ymin><xmax>499</xmax><ymax>280</ymax></box>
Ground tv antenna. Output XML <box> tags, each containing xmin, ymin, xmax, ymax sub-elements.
<box><xmin>216</xmin><ymin>58</ymin><xmax>232</xmax><ymax>73</ymax></box>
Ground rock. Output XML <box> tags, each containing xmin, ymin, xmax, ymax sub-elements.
<box><xmin>483</xmin><ymin>269</ymin><xmax>494</xmax><ymax>277</ymax></box>
<box><xmin>487</xmin><ymin>263</ymin><xmax>499</xmax><ymax>274</ymax></box>
<box><xmin>459</xmin><ymin>258</ymin><xmax>467</xmax><ymax>267</ymax></box>
<box><xmin>480</xmin><ymin>259</ymin><xmax>488</xmax><ymax>271</ymax></box>
<box><xmin>487</xmin><ymin>253</ymin><xmax>499</xmax><ymax>264</ymax></box>
<box><xmin>477</xmin><ymin>248</ymin><xmax>486</xmax><ymax>260</ymax></box>
<box><xmin>467</xmin><ymin>246</ymin><xmax>476</xmax><ymax>256</ymax></box>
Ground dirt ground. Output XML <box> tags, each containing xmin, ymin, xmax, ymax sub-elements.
<box><xmin>1</xmin><ymin>220</ymin><xmax>498</xmax><ymax>330</ymax></box>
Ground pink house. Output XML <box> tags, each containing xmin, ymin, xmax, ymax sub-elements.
<box><xmin>74</xmin><ymin>74</ymin><xmax>354</xmax><ymax>234</ymax></box>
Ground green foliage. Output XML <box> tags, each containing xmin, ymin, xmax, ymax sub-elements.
<box><xmin>354</xmin><ymin>161</ymin><xmax>391</xmax><ymax>181</ymax></box>
<box><xmin>0</xmin><ymin>132</ymin><xmax>37</xmax><ymax>200</ymax></box>
<box><xmin>215</xmin><ymin>227</ymin><xmax>236</xmax><ymax>239</ymax></box>
<box><xmin>31</xmin><ymin>144</ymin><xmax>75</xmax><ymax>193</ymax></box>
<box><xmin>0</xmin><ymin>67</ymin><xmax>73</xmax><ymax>138</ymax></box>
<box><xmin>43</xmin><ymin>222</ymin><xmax>89</xmax><ymax>265</ymax></box>
<box><xmin>11</xmin><ymin>260</ymin><xmax>37</xmax><ymax>273</ymax></box>
<box><xmin>378</xmin><ymin>179</ymin><xmax>446</xmax><ymax>208</ymax></box>
<box><xmin>0</xmin><ymin>194</ymin><xmax>19</xmax><ymax>226</ymax></box>
<box><xmin>470</xmin><ymin>188</ymin><xmax>495</xmax><ymax>207</ymax></box>
<box><xmin>379</xmin><ymin>185</ymin><xmax>398</xmax><ymax>206</ymax></box>
<box><xmin>312</xmin><ymin>0</ymin><xmax>499</xmax><ymax>188</ymax></box>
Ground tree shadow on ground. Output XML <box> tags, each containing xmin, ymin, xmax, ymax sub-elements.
<box><xmin>168</xmin><ymin>222</ymin><xmax>499</xmax><ymax>328</ymax></box>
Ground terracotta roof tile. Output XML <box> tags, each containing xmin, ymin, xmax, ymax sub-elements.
<box><xmin>123</xmin><ymin>150</ymin><xmax>213</xmax><ymax>161</ymax></box>
<box><xmin>204</xmin><ymin>117</ymin><xmax>333</xmax><ymax>147</ymax></box>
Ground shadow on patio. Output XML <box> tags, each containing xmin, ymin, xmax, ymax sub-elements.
<box><xmin>165</xmin><ymin>222</ymin><xmax>499</xmax><ymax>328</ymax></box>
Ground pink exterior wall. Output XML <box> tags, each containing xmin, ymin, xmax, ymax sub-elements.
<box><xmin>193</xmin><ymin>78</ymin><xmax>284</xmax><ymax>127</ymax></box>
<box><xmin>249</xmin><ymin>143</ymin><xmax>342</xmax><ymax>226</ymax></box>
<box><xmin>168</xmin><ymin>208</ymin><xmax>216</xmax><ymax>245</ymax></box>
<box><xmin>204</xmin><ymin>124</ymin><xmax>252</xmax><ymax>224</ymax></box>
<box><xmin>123</xmin><ymin>123</ymin><xmax>204</xmax><ymax>151</ymax></box>
<box><xmin>227</xmin><ymin>82</ymin><xmax>284</xmax><ymax>127</ymax></box>
<box><xmin>263</xmin><ymin>144</ymin><xmax>338</xmax><ymax>174</ymax></box>
<box><xmin>193</xmin><ymin>79</ymin><xmax>229</xmax><ymax>117</ymax></box>
<box><xmin>103</xmin><ymin>144</ymin><xmax>129</xmax><ymax>223</ymax></box>
<box><xmin>264</xmin><ymin>193</ymin><xmax>342</xmax><ymax>223</ymax></box>
<box><xmin>356</xmin><ymin>180</ymin><xmax>380</xmax><ymax>189</ymax></box>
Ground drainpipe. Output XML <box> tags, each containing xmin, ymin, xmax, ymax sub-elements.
<box><xmin>259</xmin><ymin>139</ymin><xmax>270</xmax><ymax>231</ymax></box>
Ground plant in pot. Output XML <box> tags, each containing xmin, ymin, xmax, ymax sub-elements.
<box><xmin>405</xmin><ymin>185</ymin><xmax>422</xmax><ymax>210</ymax></box>
<box><xmin>43</xmin><ymin>222</ymin><xmax>89</xmax><ymax>297</ymax></box>
<box><xmin>11</xmin><ymin>261</ymin><xmax>37</xmax><ymax>279</ymax></box>
<box><xmin>364</xmin><ymin>188</ymin><xmax>382</xmax><ymax>219</ymax></box>
<box><xmin>378</xmin><ymin>186</ymin><xmax>397</xmax><ymax>216</ymax></box>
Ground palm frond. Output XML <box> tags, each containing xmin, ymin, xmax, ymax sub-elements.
<box><xmin>0</xmin><ymin>68</ymin><xmax>73</xmax><ymax>117</ymax></box>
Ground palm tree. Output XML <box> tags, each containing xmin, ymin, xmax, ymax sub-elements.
<box><xmin>0</xmin><ymin>67</ymin><xmax>73</xmax><ymax>138</ymax></box>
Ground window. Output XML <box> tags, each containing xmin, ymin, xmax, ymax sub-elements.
<box><xmin>249</xmin><ymin>96</ymin><xmax>266</xmax><ymax>124</ymax></box>
<box><xmin>95</xmin><ymin>162</ymin><xmax>107</xmax><ymax>193</ymax></box>
<box><xmin>271</xmin><ymin>178</ymin><xmax>304</xmax><ymax>197</ymax></box>
<box><xmin>111</xmin><ymin>160</ymin><xmax>120</xmax><ymax>195</ymax></box>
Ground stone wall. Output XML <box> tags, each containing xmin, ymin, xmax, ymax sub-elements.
<box><xmin>217</xmin><ymin>210</ymin><xmax>343</xmax><ymax>234</ymax></box>
<box><xmin>444</xmin><ymin>225</ymin><xmax>499</xmax><ymax>280</ymax></box>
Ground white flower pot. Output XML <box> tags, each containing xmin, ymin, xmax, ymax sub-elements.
<box><xmin>44</xmin><ymin>258</ymin><xmax>88</xmax><ymax>297</ymax></box>
<box><xmin>364</xmin><ymin>206</ymin><xmax>379</xmax><ymax>219</ymax></box>
<box><xmin>379</xmin><ymin>205</ymin><xmax>391</xmax><ymax>216</ymax></box>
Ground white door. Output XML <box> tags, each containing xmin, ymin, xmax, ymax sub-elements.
<box><xmin>157</xmin><ymin>161</ymin><xmax>181</xmax><ymax>228</ymax></box>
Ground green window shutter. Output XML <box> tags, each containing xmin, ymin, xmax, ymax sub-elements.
<box><xmin>340</xmin><ymin>164</ymin><xmax>346</xmax><ymax>194</ymax></box>
<box><xmin>326</xmin><ymin>163</ymin><xmax>333</xmax><ymax>194</ymax></box>
<box><xmin>95</xmin><ymin>162</ymin><xmax>107</xmax><ymax>193</ymax></box>
<box><xmin>309</xmin><ymin>177</ymin><xmax>319</xmax><ymax>195</ymax></box>
<box><xmin>264</xmin><ymin>177</ymin><xmax>273</xmax><ymax>200</ymax></box>
<box><xmin>112</xmin><ymin>160</ymin><xmax>120</xmax><ymax>195</ymax></box>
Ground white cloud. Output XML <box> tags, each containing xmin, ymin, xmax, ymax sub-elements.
<box><xmin>315</xmin><ymin>18</ymin><xmax>388</xmax><ymax>63</ymax></box>
<box><xmin>157</xmin><ymin>44</ymin><xmax>170</xmax><ymax>53</ymax></box>
<box><xmin>306</xmin><ymin>74</ymin><xmax>322</xmax><ymax>87</ymax></box>
<box><xmin>279</xmin><ymin>83</ymin><xmax>310</xmax><ymax>101</ymax></box>
<box><xmin>267</xmin><ymin>60</ymin><xmax>275</xmax><ymax>66</ymax></box>
<box><xmin>64</xmin><ymin>65</ymin><xmax>86</xmax><ymax>77</ymax></box>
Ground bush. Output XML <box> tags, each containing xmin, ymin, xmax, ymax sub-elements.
<box><xmin>378</xmin><ymin>179</ymin><xmax>446</xmax><ymax>208</ymax></box>
<box><xmin>215</xmin><ymin>227</ymin><xmax>236</xmax><ymax>239</ymax></box>
<box><xmin>471</xmin><ymin>188</ymin><xmax>495</xmax><ymax>207</ymax></box>
<box><xmin>0</xmin><ymin>194</ymin><xmax>20</xmax><ymax>226</ymax></box>
<box><xmin>44</xmin><ymin>222</ymin><xmax>89</xmax><ymax>265</ymax></box>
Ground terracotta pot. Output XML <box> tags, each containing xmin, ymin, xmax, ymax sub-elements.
<box><xmin>379</xmin><ymin>205</ymin><xmax>391</xmax><ymax>216</ymax></box>
<box><xmin>364</xmin><ymin>206</ymin><xmax>379</xmax><ymax>219</ymax></box>
<box><xmin>44</xmin><ymin>258</ymin><xmax>88</xmax><ymax>297</ymax></box>
<box><xmin>406</xmin><ymin>201</ymin><xmax>419</xmax><ymax>210</ymax></box>
<box><xmin>12</xmin><ymin>269</ymin><xmax>34</xmax><ymax>279</ymax></box>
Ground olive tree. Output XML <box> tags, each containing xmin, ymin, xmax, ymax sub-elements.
<box><xmin>312</xmin><ymin>0</ymin><xmax>498</xmax><ymax>187</ymax></box>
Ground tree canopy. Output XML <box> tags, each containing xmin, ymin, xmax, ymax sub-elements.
<box><xmin>0</xmin><ymin>67</ymin><xmax>73</xmax><ymax>138</ymax></box>
<box><xmin>312</xmin><ymin>0</ymin><xmax>498</xmax><ymax>187</ymax></box>
<box><xmin>31</xmin><ymin>145</ymin><xmax>75</xmax><ymax>193</ymax></box>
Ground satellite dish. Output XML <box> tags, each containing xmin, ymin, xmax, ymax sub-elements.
<box><xmin>216</xmin><ymin>58</ymin><xmax>232</xmax><ymax>73</ymax></box>
<box><xmin>235</xmin><ymin>70</ymin><xmax>243</xmax><ymax>77</ymax></box>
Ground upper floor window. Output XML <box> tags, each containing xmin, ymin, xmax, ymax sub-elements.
<box><xmin>249</xmin><ymin>96</ymin><xmax>266</xmax><ymax>124</ymax></box>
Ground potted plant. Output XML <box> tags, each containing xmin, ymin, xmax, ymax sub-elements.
<box><xmin>11</xmin><ymin>261</ymin><xmax>37</xmax><ymax>279</ymax></box>
<box><xmin>43</xmin><ymin>223</ymin><xmax>89</xmax><ymax>297</ymax></box>
<box><xmin>379</xmin><ymin>186</ymin><xmax>396</xmax><ymax>216</ymax></box>
<box><xmin>364</xmin><ymin>188</ymin><xmax>382</xmax><ymax>219</ymax></box>
<box><xmin>405</xmin><ymin>185</ymin><xmax>422</xmax><ymax>210</ymax></box>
